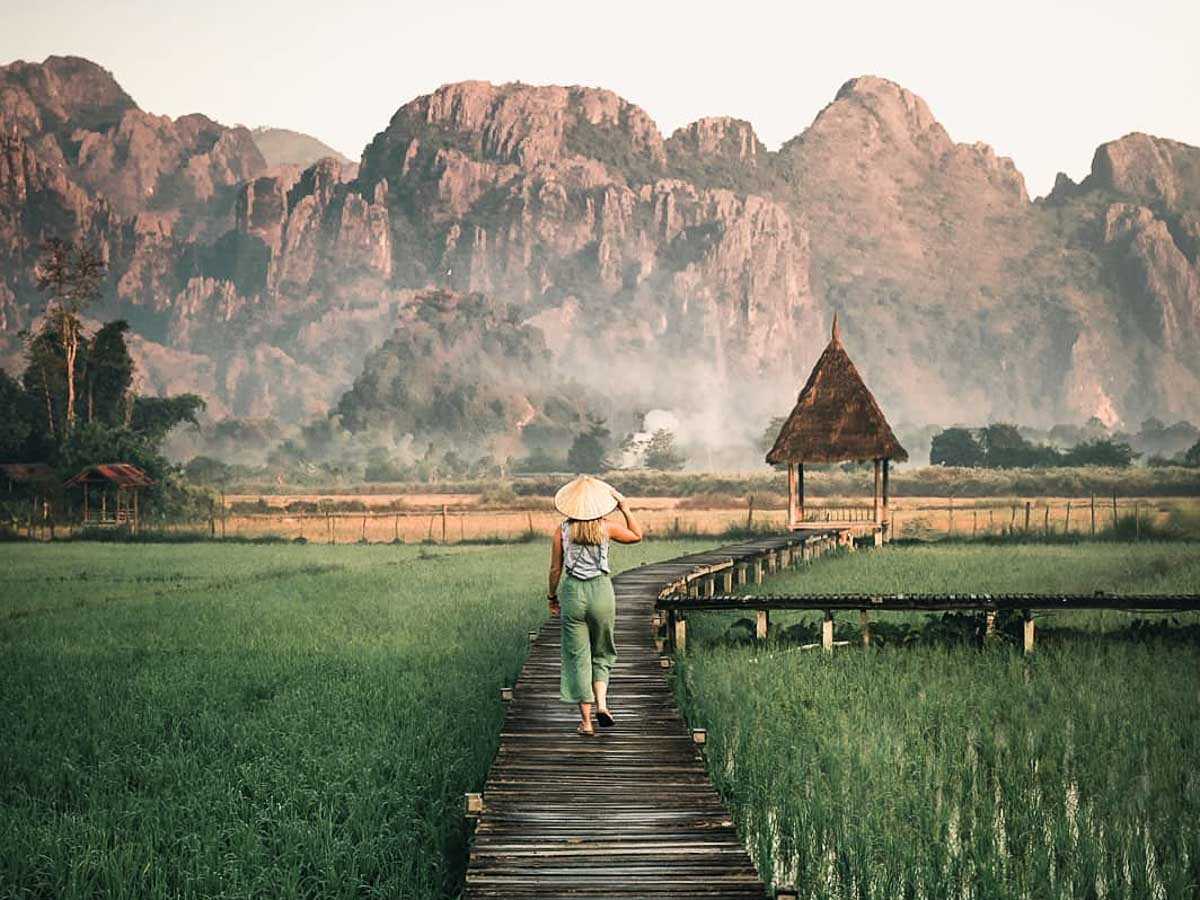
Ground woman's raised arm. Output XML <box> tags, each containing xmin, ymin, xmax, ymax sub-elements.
<box><xmin>605</xmin><ymin>493</ymin><xmax>642</xmax><ymax>544</ymax></box>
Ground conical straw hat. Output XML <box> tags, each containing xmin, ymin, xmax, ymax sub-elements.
<box><xmin>555</xmin><ymin>474</ymin><xmax>619</xmax><ymax>521</ymax></box>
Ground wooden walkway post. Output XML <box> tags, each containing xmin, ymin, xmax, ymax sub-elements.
<box><xmin>756</xmin><ymin>609</ymin><xmax>769</xmax><ymax>640</ymax></box>
<box><xmin>1023</xmin><ymin>611</ymin><xmax>1035</xmax><ymax>655</ymax></box>
<box><xmin>822</xmin><ymin>611</ymin><xmax>834</xmax><ymax>652</ymax></box>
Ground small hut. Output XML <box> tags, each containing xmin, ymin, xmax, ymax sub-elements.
<box><xmin>64</xmin><ymin>463</ymin><xmax>155</xmax><ymax>532</ymax></box>
<box><xmin>765</xmin><ymin>316</ymin><xmax>908</xmax><ymax>544</ymax></box>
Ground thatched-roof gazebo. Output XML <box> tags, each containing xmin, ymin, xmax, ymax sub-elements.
<box><xmin>765</xmin><ymin>316</ymin><xmax>908</xmax><ymax>543</ymax></box>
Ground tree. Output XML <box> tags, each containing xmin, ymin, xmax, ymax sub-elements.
<box><xmin>757</xmin><ymin>416</ymin><xmax>786</xmax><ymax>457</ymax></box>
<box><xmin>183</xmin><ymin>456</ymin><xmax>234</xmax><ymax>486</ymax></box>
<box><xmin>20</xmin><ymin>323</ymin><xmax>67</xmax><ymax>442</ymax></box>
<box><xmin>567</xmin><ymin>416</ymin><xmax>610</xmax><ymax>473</ymax></box>
<box><xmin>929</xmin><ymin>427</ymin><xmax>984</xmax><ymax>467</ymax></box>
<box><xmin>130</xmin><ymin>394</ymin><xmax>206</xmax><ymax>443</ymax></box>
<box><xmin>86</xmin><ymin>319</ymin><xmax>134</xmax><ymax>426</ymax></box>
<box><xmin>979</xmin><ymin>423</ymin><xmax>1041</xmax><ymax>468</ymax></box>
<box><xmin>1063</xmin><ymin>439</ymin><xmax>1137</xmax><ymax>467</ymax></box>
<box><xmin>1185</xmin><ymin>439</ymin><xmax>1200</xmax><ymax>468</ymax></box>
<box><xmin>643</xmin><ymin>429</ymin><xmax>686</xmax><ymax>471</ymax></box>
<box><xmin>0</xmin><ymin>369</ymin><xmax>34</xmax><ymax>458</ymax></box>
<box><xmin>35</xmin><ymin>238</ymin><xmax>105</xmax><ymax>431</ymax></box>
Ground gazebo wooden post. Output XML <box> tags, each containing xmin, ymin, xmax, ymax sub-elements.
<box><xmin>873</xmin><ymin>459</ymin><xmax>883</xmax><ymax>546</ymax></box>
<box><xmin>797</xmin><ymin>463</ymin><xmax>805</xmax><ymax>524</ymax></box>
<box><xmin>882</xmin><ymin>458</ymin><xmax>891</xmax><ymax>543</ymax></box>
<box><xmin>786</xmin><ymin>464</ymin><xmax>799</xmax><ymax>529</ymax></box>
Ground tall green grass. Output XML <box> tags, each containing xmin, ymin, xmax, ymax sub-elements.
<box><xmin>0</xmin><ymin>539</ymin><xmax>707</xmax><ymax>900</ymax></box>
<box><xmin>675</xmin><ymin>543</ymin><xmax>1200</xmax><ymax>899</ymax></box>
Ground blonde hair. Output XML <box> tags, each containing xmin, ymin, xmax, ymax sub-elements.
<box><xmin>568</xmin><ymin>518</ymin><xmax>604</xmax><ymax>545</ymax></box>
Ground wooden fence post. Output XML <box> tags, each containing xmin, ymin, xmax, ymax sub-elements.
<box><xmin>1112</xmin><ymin>491</ymin><xmax>1118</xmax><ymax>526</ymax></box>
<box><xmin>1043</xmin><ymin>505</ymin><xmax>1049</xmax><ymax>536</ymax></box>
<box><xmin>722</xmin><ymin>569</ymin><xmax>733</xmax><ymax>593</ymax></box>
<box><xmin>972</xmin><ymin>510</ymin><xmax>977</xmax><ymax>539</ymax></box>
<box><xmin>1024</xmin><ymin>501</ymin><xmax>1031</xmax><ymax>533</ymax></box>
<box><xmin>1090</xmin><ymin>493</ymin><xmax>1096</xmax><ymax>537</ymax></box>
<box><xmin>674</xmin><ymin>614</ymin><xmax>687</xmax><ymax>654</ymax></box>
<box><xmin>754</xmin><ymin>559</ymin><xmax>763</xmax><ymax>585</ymax></box>
<box><xmin>860</xmin><ymin>610</ymin><xmax>871</xmax><ymax>647</ymax></box>
<box><xmin>756</xmin><ymin>610</ymin><xmax>769</xmax><ymax>640</ymax></box>
<box><xmin>1065</xmin><ymin>501</ymin><xmax>1072</xmax><ymax>535</ymax></box>
<box><xmin>1023</xmin><ymin>611</ymin><xmax>1035</xmax><ymax>655</ymax></box>
<box><xmin>822</xmin><ymin>611</ymin><xmax>834</xmax><ymax>652</ymax></box>
<box><xmin>985</xmin><ymin>609</ymin><xmax>996</xmax><ymax>639</ymax></box>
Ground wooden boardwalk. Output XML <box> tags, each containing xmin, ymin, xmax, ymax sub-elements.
<box><xmin>463</xmin><ymin>531</ymin><xmax>839</xmax><ymax>899</ymax></box>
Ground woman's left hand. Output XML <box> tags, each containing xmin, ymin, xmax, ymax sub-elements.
<box><xmin>548</xmin><ymin>597</ymin><xmax>560</xmax><ymax>615</ymax></box>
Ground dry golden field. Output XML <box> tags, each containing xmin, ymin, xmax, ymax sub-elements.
<box><xmin>210</xmin><ymin>493</ymin><xmax>1200</xmax><ymax>543</ymax></box>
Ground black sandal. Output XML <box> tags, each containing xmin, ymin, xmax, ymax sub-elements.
<box><xmin>596</xmin><ymin>710</ymin><xmax>615</xmax><ymax>728</ymax></box>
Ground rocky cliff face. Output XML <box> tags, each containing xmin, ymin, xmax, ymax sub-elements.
<box><xmin>1</xmin><ymin>57</ymin><xmax>1198</xmax><ymax>458</ymax></box>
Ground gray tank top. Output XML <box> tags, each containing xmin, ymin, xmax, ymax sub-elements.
<box><xmin>562</xmin><ymin>520</ymin><xmax>610</xmax><ymax>579</ymax></box>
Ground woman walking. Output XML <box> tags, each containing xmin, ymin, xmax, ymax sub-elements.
<box><xmin>548</xmin><ymin>475</ymin><xmax>642</xmax><ymax>735</ymax></box>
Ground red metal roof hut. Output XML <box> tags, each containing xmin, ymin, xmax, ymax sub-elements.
<box><xmin>765</xmin><ymin>316</ymin><xmax>908</xmax><ymax>544</ymax></box>
<box><xmin>64</xmin><ymin>463</ymin><xmax>155</xmax><ymax>532</ymax></box>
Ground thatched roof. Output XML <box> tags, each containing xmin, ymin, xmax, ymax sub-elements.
<box><xmin>765</xmin><ymin>316</ymin><xmax>908</xmax><ymax>464</ymax></box>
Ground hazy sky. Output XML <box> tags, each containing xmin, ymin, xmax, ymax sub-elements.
<box><xmin>5</xmin><ymin>0</ymin><xmax>1197</xmax><ymax>197</ymax></box>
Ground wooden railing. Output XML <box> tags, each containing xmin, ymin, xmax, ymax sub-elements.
<box><xmin>800</xmin><ymin>505</ymin><xmax>877</xmax><ymax>523</ymax></box>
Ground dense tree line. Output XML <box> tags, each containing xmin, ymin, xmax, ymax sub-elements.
<box><xmin>1</xmin><ymin>239</ymin><xmax>206</xmax><ymax>517</ymax></box>
<box><xmin>929</xmin><ymin>424</ymin><xmax>1141</xmax><ymax>468</ymax></box>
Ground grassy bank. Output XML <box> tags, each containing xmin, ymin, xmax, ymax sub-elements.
<box><xmin>674</xmin><ymin>543</ymin><xmax>1200</xmax><ymax>898</ymax></box>
<box><xmin>0</xmin><ymin>539</ymin><xmax>710</xmax><ymax>900</ymax></box>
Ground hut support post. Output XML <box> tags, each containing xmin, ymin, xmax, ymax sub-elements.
<box><xmin>786</xmin><ymin>463</ymin><xmax>797</xmax><ymax>529</ymax></box>
<box><xmin>797</xmin><ymin>464</ymin><xmax>805</xmax><ymax>524</ymax></box>
<box><xmin>873</xmin><ymin>459</ymin><xmax>883</xmax><ymax>547</ymax></box>
<box><xmin>882</xmin><ymin>458</ymin><xmax>890</xmax><ymax>543</ymax></box>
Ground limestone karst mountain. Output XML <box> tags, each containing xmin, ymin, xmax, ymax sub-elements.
<box><xmin>1</xmin><ymin>55</ymin><xmax>1197</xmax><ymax>459</ymax></box>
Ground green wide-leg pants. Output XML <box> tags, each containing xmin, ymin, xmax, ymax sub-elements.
<box><xmin>559</xmin><ymin>573</ymin><xmax>617</xmax><ymax>703</ymax></box>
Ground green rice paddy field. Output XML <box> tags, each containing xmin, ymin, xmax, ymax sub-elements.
<box><xmin>677</xmin><ymin>543</ymin><xmax>1200</xmax><ymax>899</ymax></box>
<box><xmin>0</xmin><ymin>539</ymin><xmax>701</xmax><ymax>900</ymax></box>
<box><xmin>1</xmin><ymin>539</ymin><xmax>1198</xmax><ymax>899</ymax></box>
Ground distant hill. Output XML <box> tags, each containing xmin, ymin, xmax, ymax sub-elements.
<box><xmin>2</xmin><ymin>55</ymin><xmax>1199</xmax><ymax>462</ymax></box>
<box><xmin>250</xmin><ymin>126</ymin><xmax>354</xmax><ymax>169</ymax></box>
